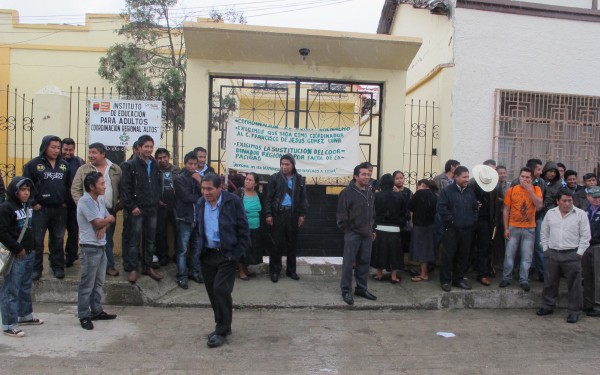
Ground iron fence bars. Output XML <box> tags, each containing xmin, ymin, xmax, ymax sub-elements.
<box><xmin>402</xmin><ymin>99</ymin><xmax>440</xmax><ymax>190</ymax></box>
<box><xmin>0</xmin><ymin>86</ymin><xmax>34</xmax><ymax>181</ymax></box>
<box><xmin>494</xmin><ymin>89</ymin><xmax>600</xmax><ymax>179</ymax></box>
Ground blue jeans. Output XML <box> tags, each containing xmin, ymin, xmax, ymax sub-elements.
<box><xmin>340</xmin><ymin>231</ymin><xmax>372</xmax><ymax>294</ymax></box>
<box><xmin>77</xmin><ymin>245</ymin><xmax>107</xmax><ymax>319</ymax></box>
<box><xmin>1</xmin><ymin>251</ymin><xmax>35</xmax><ymax>330</ymax></box>
<box><xmin>502</xmin><ymin>227</ymin><xmax>535</xmax><ymax>284</ymax></box>
<box><xmin>176</xmin><ymin>221</ymin><xmax>201</xmax><ymax>281</ymax></box>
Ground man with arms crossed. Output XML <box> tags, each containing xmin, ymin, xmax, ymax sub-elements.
<box><xmin>77</xmin><ymin>172</ymin><xmax>117</xmax><ymax>330</ymax></box>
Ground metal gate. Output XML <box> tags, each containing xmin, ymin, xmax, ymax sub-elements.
<box><xmin>209</xmin><ymin>76</ymin><xmax>382</xmax><ymax>185</ymax></box>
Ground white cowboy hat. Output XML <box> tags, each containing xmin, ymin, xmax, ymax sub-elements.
<box><xmin>472</xmin><ymin>164</ymin><xmax>499</xmax><ymax>192</ymax></box>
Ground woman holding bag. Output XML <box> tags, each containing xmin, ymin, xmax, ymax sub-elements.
<box><xmin>0</xmin><ymin>177</ymin><xmax>44</xmax><ymax>337</ymax></box>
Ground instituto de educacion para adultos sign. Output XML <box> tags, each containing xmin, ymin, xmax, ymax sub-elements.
<box><xmin>225</xmin><ymin>117</ymin><xmax>359</xmax><ymax>177</ymax></box>
<box><xmin>88</xmin><ymin>99</ymin><xmax>162</xmax><ymax>147</ymax></box>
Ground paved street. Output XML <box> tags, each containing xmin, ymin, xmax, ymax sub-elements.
<box><xmin>1</xmin><ymin>304</ymin><xmax>599</xmax><ymax>374</ymax></box>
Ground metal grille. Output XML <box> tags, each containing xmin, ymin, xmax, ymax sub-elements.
<box><xmin>494</xmin><ymin>89</ymin><xmax>600</xmax><ymax>179</ymax></box>
<box><xmin>209</xmin><ymin>77</ymin><xmax>382</xmax><ymax>186</ymax></box>
<box><xmin>402</xmin><ymin>99</ymin><xmax>440</xmax><ymax>190</ymax></box>
<box><xmin>0</xmin><ymin>87</ymin><xmax>34</xmax><ymax>181</ymax></box>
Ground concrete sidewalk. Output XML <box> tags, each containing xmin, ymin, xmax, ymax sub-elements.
<box><xmin>24</xmin><ymin>257</ymin><xmax>571</xmax><ymax>310</ymax></box>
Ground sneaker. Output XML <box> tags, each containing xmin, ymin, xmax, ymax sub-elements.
<box><xmin>80</xmin><ymin>317</ymin><xmax>94</xmax><ymax>330</ymax></box>
<box><xmin>520</xmin><ymin>283</ymin><xmax>531</xmax><ymax>292</ymax></box>
<box><xmin>19</xmin><ymin>318</ymin><xmax>44</xmax><ymax>325</ymax></box>
<box><xmin>91</xmin><ymin>311</ymin><xmax>117</xmax><ymax>321</ymax></box>
<box><xmin>3</xmin><ymin>328</ymin><xmax>25</xmax><ymax>337</ymax></box>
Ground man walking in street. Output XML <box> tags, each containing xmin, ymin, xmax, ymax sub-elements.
<box><xmin>76</xmin><ymin>172</ymin><xmax>117</xmax><ymax>330</ymax></box>
<box><xmin>582</xmin><ymin>186</ymin><xmax>600</xmax><ymax>318</ymax></box>
<box><xmin>195</xmin><ymin>173</ymin><xmax>249</xmax><ymax>348</ymax></box>
<box><xmin>536</xmin><ymin>190</ymin><xmax>590</xmax><ymax>323</ymax></box>
<box><xmin>61</xmin><ymin>138</ymin><xmax>84</xmax><ymax>268</ymax></box>
<box><xmin>500</xmin><ymin>167</ymin><xmax>543</xmax><ymax>291</ymax></box>
<box><xmin>337</xmin><ymin>162</ymin><xmax>377</xmax><ymax>305</ymax></box>
<box><xmin>120</xmin><ymin>135</ymin><xmax>163</xmax><ymax>283</ymax></box>
<box><xmin>23</xmin><ymin>135</ymin><xmax>71</xmax><ymax>280</ymax></box>
<box><xmin>155</xmin><ymin>148</ymin><xmax>181</xmax><ymax>267</ymax></box>
<box><xmin>71</xmin><ymin>142</ymin><xmax>121</xmax><ymax>276</ymax></box>
<box><xmin>437</xmin><ymin>166</ymin><xmax>478</xmax><ymax>292</ymax></box>
<box><xmin>264</xmin><ymin>154</ymin><xmax>309</xmax><ymax>282</ymax></box>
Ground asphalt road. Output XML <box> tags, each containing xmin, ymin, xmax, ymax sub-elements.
<box><xmin>1</xmin><ymin>304</ymin><xmax>598</xmax><ymax>374</ymax></box>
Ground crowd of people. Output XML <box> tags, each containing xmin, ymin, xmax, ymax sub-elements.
<box><xmin>1</xmin><ymin>134</ymin><xmax>599</xmax><ymax>346</ymax></box>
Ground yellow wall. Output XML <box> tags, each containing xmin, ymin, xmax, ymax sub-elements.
<box><xmin>389</xmin><ymin>4</ymin><xmax>455</xmax><ymax>175</ymax></box>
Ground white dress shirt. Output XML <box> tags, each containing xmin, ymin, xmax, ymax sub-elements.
<box><xmin>540</xmin><ymin>206</ymin><xmax>591</xmax><ymax>255</ymax></box>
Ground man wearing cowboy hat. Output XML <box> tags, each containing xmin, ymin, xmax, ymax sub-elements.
<box><xmin>469</xmin><ymin>164</ymin><xmax>500</xmax><ymax>286</ymax></box>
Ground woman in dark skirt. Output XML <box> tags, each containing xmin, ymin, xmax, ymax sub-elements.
<box><xmin>371</xmin><ymin>174</ymin><xmax>407</xmax><ymax>283</ymax></box>
<box><xmin>393</xmin><ymin>171</ymin><xmax>413</xmax><ymax>259</ymax></box>
<box><xmin>408</xmin><ymin>179</ymin><xmax>437</xmax><ymax>282</ymax></box>
<box><xmin>235</xmin><ymin>172</ymin><xmax>264</xmax><ymax>280</ymax></box>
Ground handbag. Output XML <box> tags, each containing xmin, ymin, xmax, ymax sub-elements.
<box><xmin>0</xmin><ymin>209</ymin><xmax>31</xmax><ymax>276</ymax></box>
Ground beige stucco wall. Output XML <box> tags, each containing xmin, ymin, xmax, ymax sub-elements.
<box><xmin>389</xmin><ymin>4</ymin><xmax>455</xmax><ymax>175</ymax></box>
<box><xmin>186</xmin><ymin>59</ymin><xmax>410</xmax><ymax>175</ymax></box>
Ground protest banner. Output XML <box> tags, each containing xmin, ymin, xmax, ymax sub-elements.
<box><xmin>88</xmin><ymin>99</ymin><xmax>162</xmax><ymax>147</ymax></box>
<box><xmin>225</xmin><ymin>117</ymin><xmax>359</xmax><ymax>177</ymax></box>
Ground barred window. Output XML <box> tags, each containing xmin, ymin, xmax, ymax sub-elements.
<box><xmin>494</xmin><ymin>89</ymin><xmax>600</xmax><ymax>179</ymax></box>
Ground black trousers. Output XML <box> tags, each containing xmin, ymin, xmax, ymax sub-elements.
<box><xmin>542</xmin><ymin>249</ymin><xmax>582</xmax><ymax>314</ymax></box>
<box><xmin>269</xmin><ymin>210</ymin><xmax>298</xmax><ymax>275</ymax></box>
<box><xmin>155</xmin><ymin>206</ymin><xmax>177</xmax><ymax>262</ymax></box>
<box><xmin>65</xmin><ymin>204</ymin><xmax>79</xmax><ymax>264</ymax></box>
<box><xmin>33</xmin><ymin>205</ymin><xmax>67</xmax><ymax>273</ymax></box>
<box><xmin>440</xmin><ymin>226</ymin><xmax>473</xmax><ymax>285</ymax></box>
<box><xmin>471</xmin><ymin>220</ymin><xmax>491</xmax><ymax>280</ymax></box>
<box><xmin>201</xmin><ymin>250</ymin><xmax>237</xmax><ymax>336</ymax></box>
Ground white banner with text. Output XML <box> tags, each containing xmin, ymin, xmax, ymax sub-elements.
<box><xmin>88</xmin><ymin>99</ymin><xmax>162</xmax><ymax>147</ymax></box>
<box><xmin>225</xmin><ymin>117</ymin><xmax>359</xmax><ymax>177</ymax></box>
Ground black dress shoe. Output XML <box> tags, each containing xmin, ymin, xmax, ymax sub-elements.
<box><xmin>566</xmin><ymin>313</ymin><xmax>579</xmax><ymax>323</ymax></box>
<box><xmin>441</xmin><ymin>283</ymin><xmax>451</xmax><ymax>292</ymax></box>
<box><xmin>354</xmin><ymin>290</ymin><xmax>377</xmax><ymax>301</ymax></box>
<box><xmin>208</xmin><ymin>329</ymin><xmax>231</xmax><ymax>339</ymax></box>
<box><xmin>519</xmin><ymin>283</ymin><xmax>530</xmax><ymax>292</ymax></box>
<box><xmin>189</xmin><ymin>274</ymin><xmax>204</xmax><ymax>284</ymax></box>
<box><xmin>342</xmin><ymin>292</ymin><xmax>354</xmax><ymax>305</ymax></box>
<box><xmin>91</xmin><ymin>311</ymin><xmax>117</xmax><ymax>320</ymax></box>
<box><xmin>453</xmin><ymin>280</ymin><xmax>472</xmax><ymax>290</ymax></box>
<box><xmin>177</xmin><ymin>279</ymin><xmax>189</xmax><ymax>290</ymax></box>
<box><xmin>270</xmin><ymin>273</ymin><xmax>279</xmax><ymax>283</ymax></box>
<box><xmin>499</xmin><ymin>280</ymin><xmax>511</xmax><ymax>288</ymax></box>
<box><xmin>586</xmin><ymin>309</ymin><xmax>600</xmax><ymax>317</ymax></box>
<box><xmin>54</xmin><ymin>269</ymin><xmax>65</xmax><ymax>279</ymax></box>
<box><xmin>536</xmin><ymin>308</ymin><xmax>554</xmax><ymax>316</ymax></box>
<box><xmin>286</xmin><ymin>272</ymin><xmax>300</xmax><ymax>280</ymax></box>
<box><xmin>207</xmin><ymin>334</ymin><xmax>226</xmax><ymax>348</ymax></box>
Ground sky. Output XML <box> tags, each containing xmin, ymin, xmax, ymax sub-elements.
<box><xmin>1</xmin><ymin>0</ymin><xmax>386</xmax><ymax>34</ymax></box>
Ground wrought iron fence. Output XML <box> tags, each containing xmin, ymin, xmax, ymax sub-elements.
<box><xmin>494</xmin><ymin>89</ymin><xmax>600</xmax><ymax>179</ymax></box>
<box><xmin>0</xmin><ymin>86</ymin><xmax>177</xmax><ymax>184</ymax></box>
<box><xmin>402</xmin><ymin>99</ymin><xmax>440</xmax><ymax>190</ymax></box>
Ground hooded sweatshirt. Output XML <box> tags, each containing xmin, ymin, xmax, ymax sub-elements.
<box><xmin>0</xmin><ymin>177</ymin><xmax>34</xmax><ymax>254</ymax></box>
<box><xmin>541</xmin><ymin>161</ymin><xmax>562</xmax><ymax>214</ymax></box>
<box><xmin>22</xmin><ymin>135</ymin><xmax>71</xmax><ymax>206</ymax></box>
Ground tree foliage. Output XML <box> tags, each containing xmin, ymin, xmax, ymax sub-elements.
<box><xmin>98</xmin><ymin>0</ymin><xmax>244</xmax><ymax>163</ymax></box>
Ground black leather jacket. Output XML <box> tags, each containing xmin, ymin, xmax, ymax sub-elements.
<box><xmin>119</xmin><ymin>155</ymin><xmax>161</xmax><ymax>213</ymax></box>
<box><xmin>264</xmin><ymin>171</ymin><xmax>309</xmax><ymax>218</ymax></box>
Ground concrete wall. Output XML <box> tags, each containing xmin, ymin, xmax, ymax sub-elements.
<box><xmin>451</xmin><ymin>8</ymin><xmax>600</xmax><ymax>168</ymax></box>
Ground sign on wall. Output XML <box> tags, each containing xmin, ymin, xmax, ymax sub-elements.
<box><xmin>88</xmin><ymin>99</ymin><xmax>162</xmax><ymax>147</ymax></box>
<box><xmin>226</xmin><ymin>117</ymin><xmax>359</xmax><ymax>177</ymax></box>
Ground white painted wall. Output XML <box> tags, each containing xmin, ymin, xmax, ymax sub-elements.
<box><xmin>514</xmin><ymin>0</ymin><xmax>594</xmax><ymax>9</ymax></box>
<box><xmin>451</xmin><ymin>8</ymin><xmax>600</xmax><ymax>168</ymax></box>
